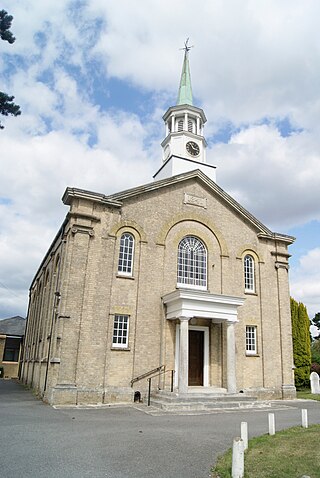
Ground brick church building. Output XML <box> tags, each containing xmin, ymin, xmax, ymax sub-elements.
<box><xmin>21</xmin><ymin>46</ymin><xmax>296</xmax><ymax>406</ymax></box>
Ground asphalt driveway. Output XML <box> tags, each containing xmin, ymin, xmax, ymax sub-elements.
<box><xmin>1</xmin><ymin>380</ymin><xmax>320</xmax><ymax>478</ymax></box>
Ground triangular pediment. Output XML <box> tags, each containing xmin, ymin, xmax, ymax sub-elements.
<box><xmin>63</xmin><ymin>169</ymin><xmax>294</xmax><ymax>244</ymax></box>
<box><xmin>107</xmin><ymin>170</ymin><xmax>294</xmax><ymax>243</ymax></box>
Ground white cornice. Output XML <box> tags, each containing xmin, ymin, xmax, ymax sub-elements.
<box><xmin>162</xmin><ymin>288</ymin><xmax>245</xmax><ymax>322</ymax></box>
<box><xmin>62</xmin><ymin>187</ymin><xmax>122</xmax><ymax>207</ymax></box>
<box><xmin>62</xmin><ymin>170</ymin><xmax>295</xmax><ymax>245</ymax></box>
<box><xmin>163</xmin><ymin>104</ymin><xmax>207</xmax><ymax>123</ymax></box>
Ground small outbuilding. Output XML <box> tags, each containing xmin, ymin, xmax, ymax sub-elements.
<box><xmin>0</xmin><ymin>316</ymin><xmax>26</xmax><ymax>379</ymax></box>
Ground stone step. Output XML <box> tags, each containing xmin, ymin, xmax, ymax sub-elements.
<box><xmin>152</xmin><ymin>391</ymin><xmax>257</xmax><ymax>403</ymax></box>
<box><xmin>152</xmin><ymin>401</ymin><xmax>271</xmax><ymax>411</ymax></box>
<box><xmin>149</xmin><ymin>390</ymin><xmax>270</xmax><ymax>411</ymax></box>
<box><xmin>149</xmin><ymin>397</ymin><xmax>271</xmax><ymax>411</ymax></box>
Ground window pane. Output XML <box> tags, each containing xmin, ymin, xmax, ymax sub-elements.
<box><xmin>246</xmin><ymin>326</ymin><xmax>257</xmax><ymax>354</ymax></box>
<box><xmin>177</xmin><ymin>236</ymin><xmax>207</xmax><ymax>288</ymax></box>
<box><xmin>3</xmin><ymin>337</ymin><xmax>20</xmax><ymax>362</ymax></box>
<box><xmin>118</xmin><ymin>233</ymin><xmax>134</xmax><ymax>275</ymax></box>
<box><xmin>244</xmin><ymin>255</ymin><xmax>255</xmax><ymax>292</ymax></box>
<box><xmin>112</xmin><ymin>315</ymin><xmax>129</xmax><ymax>348</ymax></box>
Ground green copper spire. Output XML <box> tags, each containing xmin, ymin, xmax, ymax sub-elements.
<box><xmin>177</xmin><ymin>39</ymin><xmax>193</xmax><ymax>106</ymax></box>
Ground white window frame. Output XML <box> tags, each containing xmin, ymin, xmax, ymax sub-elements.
<box><xmin>246</xmin><ymin>326</ymin><xmax>257</xmax><ymax>355</ymax></box>
<box><xmin>118</xmin><ymin>233</ymin><xmax>134</xmax><ymax>276</ymax></box>
<box><xmin>112</xmin><ymin>315</ymin><xmax>129</xmax><ymax>349</ymax></box>
<box><xmin>177</xmin><ymin>236</ymin><xmax>207</xmax><ymax>290</ymax></box>
<box><xmin>244</xmin><ymin>254</ymin><xmax>255</xmax><ymax>293</ymax></box>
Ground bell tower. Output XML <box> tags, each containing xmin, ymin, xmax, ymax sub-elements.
<box><xmin>154</xmin><ymin>40</ymin><xmax>216</xmax><ymax>182</ymax></box>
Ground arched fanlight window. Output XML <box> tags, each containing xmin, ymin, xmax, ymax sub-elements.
<box><xmin>118</xmin><ymin>233</ymin><xmax>134</xmax><ymax>275</ymax></box>
<box><xmin>177</xmin><ymin>236</ymin><xmax>207</xmax><ymax>288</ymax></box>
<box><xmin>244</xmin><ymin>254</ymin><xmax>255</xmax><ymax>292</ymax></box>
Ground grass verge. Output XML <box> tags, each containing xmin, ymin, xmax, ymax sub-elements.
<box><xmin>297</xmin><ymin>389</ymin><xmax>320</xmax><ymax>401</ymax></box>
<box><xmin>211</xmin><ymin>425</ymin><xmax>320</xmax><ymax>478</ymax></box>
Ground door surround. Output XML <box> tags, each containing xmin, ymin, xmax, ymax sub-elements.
<box><xmin>175</xmin><ymin>324</ymin><xmax>209</xmax><ymax>388</ymax></box>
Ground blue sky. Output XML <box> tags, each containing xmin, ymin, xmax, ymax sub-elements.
<box><xmin>1</xmin><ymin>0</ymin><xmax>320</xmax><ymax>322</ymax></box>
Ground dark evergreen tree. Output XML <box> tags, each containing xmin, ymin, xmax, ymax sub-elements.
<box><xmin>311</xmin><ymin>339</ymin><xmax>320</xmax><ymax>365</ymax></box>
<box><xmin>290</xmin><ymin>297</ymin><xmax>311</xmax><ymax>388</ymax></box>
<box><xmin>312</xmin><ymin>312</ymin><xmax>320</xmax><ymax>339</ymax></box>
<box><xmin>0</xmin><ymin>10</ymin><xmax>21</xmax><ymax>129</ymax></box>
<box><xmin>0</xmin><ymin>10</ymin><xmax>16</xmax><ymax>43</ymax></box>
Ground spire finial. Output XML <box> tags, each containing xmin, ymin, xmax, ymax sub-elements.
<box><xmin>180</xmin><ymin>37</ymin><xmax>194</xmax><ymax>53</ymax></box>
<box><xmin>177</xmin><ymin>38</ymin><xmax>193</xmax><ymax>106</ymax></box>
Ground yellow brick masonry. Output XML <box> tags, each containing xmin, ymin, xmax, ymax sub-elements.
<box><xmin>21</xmin><ymin>172</ymin><xmax>296</xmax><ymax>404</ymax></box>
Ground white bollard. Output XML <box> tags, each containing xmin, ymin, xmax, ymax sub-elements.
<box><xmin>268</xmin><ymin>413</ymin><xmax>275</xmax><ymax>435</ymax></box>
<box><xmin>240</xmin><ymin>422</ymin><xmax>248</xmax><ymax>450</ymax></box>
<box><xmin>232</xmin><ymin>437</ymin><xmax>244</xmax><ymax>478</ymax></box>
<box><xmin>302</xmin><ymin>409</ymin><xmax>308</xmax><ymax>428</ymax></box>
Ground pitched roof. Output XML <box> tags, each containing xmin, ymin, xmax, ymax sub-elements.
<box><xmin>63</xmin><ymin>169</ymin><xmax>295</xmax><ymax>244</ymax></box>
<box><xmin>0</xmin><ymin>316</ymin><xmax>26</xmax><ymax>336</ymax></box>
<box><xmin>109</xmin><ymin>169</ymin><xmax>294</xmax><ymax>244</ymax></box>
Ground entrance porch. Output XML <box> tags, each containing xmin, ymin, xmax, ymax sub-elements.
<box><xmin>163</xmin><ymin>289</ymin><xmax>245</xmax><ymax>395</ymax></box>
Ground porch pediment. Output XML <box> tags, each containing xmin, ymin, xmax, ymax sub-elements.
<box><xmin>162</xmin><ymin>289</ymin><xmax>245</xmax><ymax>322</ymax></box>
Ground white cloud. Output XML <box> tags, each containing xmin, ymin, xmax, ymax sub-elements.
<box><xmin>1</xmin><ymin>0</ymin><xmax>320</xmax><ymax>321</ymax></box>
<box><xmin>290</xmin><ymin>248</ymin><xmax>320</xmax><ymax>320</ymax></box>
<box><xmin>210</xmin><ymin>124</ymin><xmax>320</xmax><ymax>230</ymax></box>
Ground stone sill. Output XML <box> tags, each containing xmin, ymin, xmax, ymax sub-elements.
<box><xmin>111</xmin><ymin>347</ymin><xmax>131</xmax><ymax>352</ymax></box>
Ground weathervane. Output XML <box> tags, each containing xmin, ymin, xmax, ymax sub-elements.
<box><xmin>180</xmin><ymin>38</ymin><xmax>194</xmax><ymax>53</ymax></box>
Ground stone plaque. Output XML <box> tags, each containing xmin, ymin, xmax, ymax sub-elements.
<box><xmin>184</xmin><ymin>193</ymin><xmax>207</xmax><ymax>209</ymax></box>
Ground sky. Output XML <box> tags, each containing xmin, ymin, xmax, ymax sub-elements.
<box><xmin>1</xmin><ymin>0</ymin><xmax>320</xmax><ymax>326</ymax></box>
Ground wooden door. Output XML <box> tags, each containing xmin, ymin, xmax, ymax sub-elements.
<box><xmin>188</xmin><ymin>330</ymin><xmax>204</xmax><ymax>386</ymax></box>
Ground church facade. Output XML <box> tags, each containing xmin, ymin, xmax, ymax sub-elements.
<box><xmin>21</xmin><ymin>48</ymin><xmax>296</xmax><ymax>405</ymax></box>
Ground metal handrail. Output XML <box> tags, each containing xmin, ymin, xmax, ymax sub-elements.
<box><xmin>130</xmin><ymin>365</ymin><xmax>165</xmax><ymax>386</ymax></box>
<box><xmin>147</xmin><ymin>369</ymin><xmax>175</xmax><ymax>406</ymax></box>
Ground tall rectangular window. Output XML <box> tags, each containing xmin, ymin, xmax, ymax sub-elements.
<box><xmin>244</xmin><ymin>255</ymin><xmax>255</xmax><ymax>292</ymax></box>
<box><xmin>246</xmin><ymin>326</ymin><xmax>257</xmax><ymax>355</ymax></box>
<box><xmin>118</xmin><ymin>233</ymin><xmax>134</xmax><ymax>276</ymax></box>
<box><xmin>112</xmin><ymin>315</ymin><xmax>129</xmax><ymax>348</ymax></box>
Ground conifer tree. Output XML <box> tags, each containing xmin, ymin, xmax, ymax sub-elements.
<box><xmin>290</xmin><ymin>297</ymin><xmax>312</xmax><ymax>387</ymax></box>
<box><xmin>0</xmin><ymin>10</ymin><xmax>21</xmax><ymax>129</ymax></box>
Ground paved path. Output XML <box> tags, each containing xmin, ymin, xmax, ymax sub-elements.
<box><xmin>1</xmin><ymin>380</ymin><xmax>320</xmax><ymax>478</ymax></box>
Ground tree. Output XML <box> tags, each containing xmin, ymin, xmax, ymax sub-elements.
<box><xmin>312</xmin><ymin>312</ymin><xmax>320</xmax><ymax>339</ymax></box>
<box><xmin>290</xmin><ymin>297</ymin><xmax>311</xmax><ymax>388</ymax></box>
<box><xmin>0</xmin><ymin>10</ymin><xmax>21</xmax><ymax>129</ymax></box>
<box><xmin>311</xmin><ymin>339</ymin><xmax>320</xmax><ymax>364</ymax></box>
<box><xmin>0</xmin><ymin>10</ymin><xmax>16</xmax><ymax>43</ymax></box>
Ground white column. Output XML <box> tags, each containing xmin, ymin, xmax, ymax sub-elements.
<box><xmin>184</xmin><ymin>112</ymin><xmax>188</xmax><ymax>131</ymax></box>
<box><xmin>227</xmin><ymin>321</ymin><xmax>237</xmax><ymax>393</ymax></box>
<box><xmin>179</xmin><ymin>316</ymin><xmax>189</xmax><ymax>394</ymax></box>
<box><xmin>165</xmin><ymin>121</ymin><xmax>169</xmax><ymax>137</ymax></box>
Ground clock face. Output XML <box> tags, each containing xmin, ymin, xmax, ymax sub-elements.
<box><xmin>186</xmin><ymin>141</ymin><xmax>200</xmax><ymax>157</ymax></box>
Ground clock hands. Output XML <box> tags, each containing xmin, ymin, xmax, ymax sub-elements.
<box><xmin>186</xmin><ymin>141</ymin><xmax>199</xmax><ymax>156</ymax></box>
